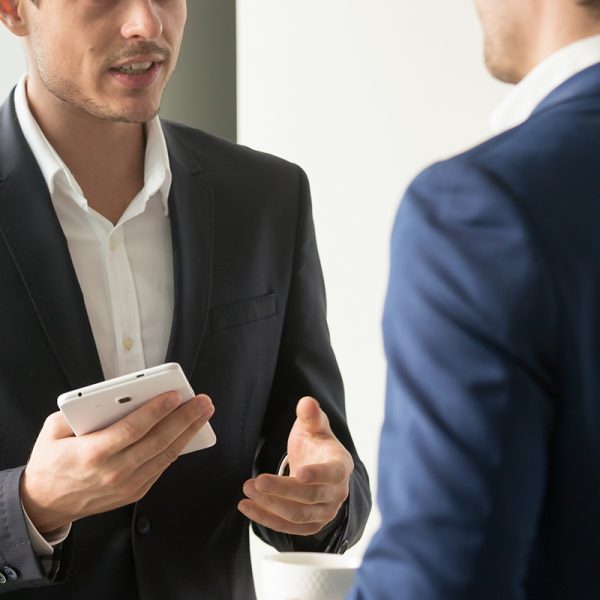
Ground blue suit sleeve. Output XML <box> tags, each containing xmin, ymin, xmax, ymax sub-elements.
<box><xmin>349</xmin><ymin>161</ymin><xmax>559</xmax><ymax>600</ymax></box>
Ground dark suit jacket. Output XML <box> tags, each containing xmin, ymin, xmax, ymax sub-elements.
<box><xmin>349</xmin><ymin>63</ymin><xmax>600</xmax><ymax>600</ymax></box>
<box><xmin>0</xmin><ymin>91</ymin><xmax>370</xmax><ymax>599</ymax></box>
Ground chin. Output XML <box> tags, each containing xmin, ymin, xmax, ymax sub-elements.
<box><xmin>118</xmin><ymin>108</ymin><xmax>160</xmax><ymax>124</ymax></box>
<box><xmin>97</xmin><ymin>99</ymin><xmax>161</xmax><ymax>124</ymax></box>
<box><xmin>487</xmin><ymin>64</ymin><xmax>521</xmax><ymax>84</ymax></box>
<box><xmin>484</xmin><ymin>50</ymin><xmax>523</xmax><ymax>84</ymax></box>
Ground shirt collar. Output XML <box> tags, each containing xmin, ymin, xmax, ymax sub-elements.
<box><xmin>14</xmin><ymin>73</ymin><xmax>172</xmax><ymax>217</ymax></box>
<box><xmin>490</xmin><ymin>34</ymin><xmax>600</xmax><ymax>135</ymax></box>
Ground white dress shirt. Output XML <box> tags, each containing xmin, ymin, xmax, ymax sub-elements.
<box><xmin>14</xmin><ymin>74</ymin><xmax>174</xmax><ymax>555</ymax></box>
<box><xmin>491</xmin><ymin>34</ymin><xmax>600</xmax><ymax>134</ymax></box>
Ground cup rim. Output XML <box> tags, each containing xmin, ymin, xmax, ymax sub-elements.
<box><xmin>262</xmin><ymin>551</ymin><xmax>361</xmax><ymax>570</ymax></box>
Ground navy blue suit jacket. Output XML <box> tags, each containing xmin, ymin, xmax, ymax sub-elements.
<box><xmin>350</xmin><ymin>63</ymin><xmax>600</xmax><ymax>599</ymax></box>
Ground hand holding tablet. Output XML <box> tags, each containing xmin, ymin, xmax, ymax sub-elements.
<box><xmin>57</xmin><ymin>362</ymin><xmax>216</xmax><ymax>454</ymax></box>
<box><xmin>20</xmin><ymin>364</ymin><xmax>216</xmax><ymax>534</ymax></box>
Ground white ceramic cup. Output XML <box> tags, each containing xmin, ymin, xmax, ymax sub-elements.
<box><xmin>260</xmin><ymin>551</ymin><xmax>361</xmax><ymax>600</ymax></box>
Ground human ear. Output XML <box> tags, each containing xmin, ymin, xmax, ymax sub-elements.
<box><xmin>0</xmin><ymin>0</ymin><xmax>28</xmax><ymax>37</ymax></box>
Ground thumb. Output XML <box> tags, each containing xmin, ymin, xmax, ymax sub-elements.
<box><xmin>295</xmin><ymin>396</ymin><xmax>332</xmax><ymax>437</ymax></box>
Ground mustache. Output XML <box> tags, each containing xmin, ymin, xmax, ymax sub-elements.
<box><xmin>104</xmin><ymin>42</ymin><xmax>171</xmax><ymax>69</ymax></box>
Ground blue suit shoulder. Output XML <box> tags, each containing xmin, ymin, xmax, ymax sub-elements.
<box><xmin>405</xmin><ymin>95</ymin><xmax>600</xmax><ymax>270</ymax></box>
<box><xmin>413</xmin><ymin>96</ymin><xmax>600</xmax><ymax>219</ymax></box>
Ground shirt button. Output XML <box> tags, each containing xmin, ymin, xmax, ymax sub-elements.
<box><xmin>136</xmin><ymin>515</ymin><xmax>151</xmax><ymax>535</ymax></box>
<box><xmin>109</xmin><ymin>238</ymin><xmax>118</xmax><ymax>251</ymax></box>
<box><xmin>123</xmin><ymin>336</ymin><xmax>134</xmax><ymax>352</ymax></box>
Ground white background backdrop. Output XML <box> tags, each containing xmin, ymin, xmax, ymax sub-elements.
<box><xmin>0</xmin><ymin>32</ymin><xmax>25</xmax><ymax>99</ymax></box>
<box><xmin>237</xmin><ymin>1</ymin><xmax>508</xmax><ymax>588</ymax></box>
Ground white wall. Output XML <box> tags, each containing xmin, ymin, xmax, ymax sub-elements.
<box><xmin>0</xmin><ymin>29</ymin><xmax>26</xmax><ymax>100</ymax></box>
<box><xmin>237</xmin><ymin>0</ymin><xmax>509</xmax><ymax>582</ymax></box>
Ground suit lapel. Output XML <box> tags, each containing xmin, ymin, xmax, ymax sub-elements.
<box><xmin>0</xmin><ymin>91</ymin><xmax>103</xmax><ymax>389</ymax></box>
<box><xmin>0</xmin><ymin>93</ymin><xmax>214</xmax><ymax>387</ymax></box>
<box><xmin>162</xmin><ymin>122</ymin><xmax>215</xmax><ymax>377</ymax></box>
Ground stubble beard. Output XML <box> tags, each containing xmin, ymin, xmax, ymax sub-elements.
<box><xmin>484</xmin><ymin>42</ymin><xmax>522</xmax><ymax>84</ymax></box>
<box><xmin>37</xmin><ymin>65</ymin><xmax>163</xmax><ymax>124</ymax></box>
<box><xmin>479</xmin><ymin>9</ymin><xmax>526</xmax><ymax>84</ymax></box>
<box><xmin>32</xmin><ymin>43</ymin><xmax>170</xmax><ymax>124</ymax></box>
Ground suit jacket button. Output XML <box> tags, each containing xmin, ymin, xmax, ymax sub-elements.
<box><xmin>2</xmin><ymin>566</ymin><xmax>17</xmax><ymax>581</ymax></box>
<box><xmin>338</xmin><ymin>540</ymin><xmax>349</xmax><ymax>554</ymax></box>
<box><xmin>136</xmin><ymin>515</ymin><xmax>151</xmax><ymax>535</ymax></box>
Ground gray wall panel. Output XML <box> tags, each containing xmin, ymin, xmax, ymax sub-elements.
<box><xmin>160</xmin><ymin>1</ymin><xmax>237</xmax><ymax>141</ymax></box>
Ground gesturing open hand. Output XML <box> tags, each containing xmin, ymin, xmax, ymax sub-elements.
<box><xmin>238</xmin><ymin>396</ymin><xmax>354</xmax><ymax>536</ymax></box>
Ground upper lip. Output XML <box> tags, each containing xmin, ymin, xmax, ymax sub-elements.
<box><xmin>111</xmin><ymin>55</ymin><xmax>165</xmax><ymax>69</ymax></box>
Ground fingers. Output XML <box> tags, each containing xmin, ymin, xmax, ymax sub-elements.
<box><xmin>127</xmin><ymin>394</ymin><xmax>214</xmax><ymax>463</ymax></box>
<box><xmin>244</xmin><ymin>474</ymin><xmax>348</xmax><ymax>507</ymax></box>
<box><xmin>132</xmin><ymin>399</ymin><xmax>215</xmax><ymax>483</ymax></box>
<box><xmin>238</xmin><ymin>472</ymin><xmax>349</xmax><ymax>536</ymax></box>
<box><xmin>295</xmin><ymin>459</ymin><xmax>351</xmax><ymax>485</ymax></box>
<box><xmin>251</xmin><ymin>463</ymin><xmax>348</xmax><ymax>503</ymax></box>
<box><xmin>96</xmin><ymin>391</ymin><xmax>183</xmax><ymax>454</ymax></box>
<box><xmin>237</xmin><ymin>498</ymin><xmax>328</xmax><ymax>536</ymax></box>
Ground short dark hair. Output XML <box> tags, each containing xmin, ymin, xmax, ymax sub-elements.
<box><xmin>578</xmin><ymin>0</ymin><xmax>600</xmax><ymax>10</ymax></box>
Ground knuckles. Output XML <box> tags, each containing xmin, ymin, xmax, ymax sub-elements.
<box><xmin>119</xmin><ymin>419</ymin><xmax>144</xmax><ymax>443</ymax></box>
<box><xmin>289</xmin><ymin>507</ymin><xmax>310</xmax><ymax>524</ymax></box>
<box><xmin>80</xmin><ymin>444</ymin><xmax>106</xmax><ymax>470</ymax></box>
<box><xmin>162</xmin><ymin>446</ymin><xmax>181</xmax><ymax>465</ymax></box>
<box><xmin>306</xmin><ymin>485</ymin><xmax>328</xmax><ymax>504</ymax></box>
<box><xmin>148</xmin><ymin>435</ymin><xmax>170</xmax><ymax>457</ymax></box>
<box><xmin>100</xmin><ymin>467</ymin><xmax>130</xmax><ymax>490</ymax></box>
<box><xmin>288</xmin><ymin>505</ymin><xmax>332</xmax><ymax>526</ymax></box>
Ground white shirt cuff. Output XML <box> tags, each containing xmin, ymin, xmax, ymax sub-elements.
<box><xmin>21</xmin><ymin>502</ymin><xmax>72</xmax><ymax>556</ymax></box>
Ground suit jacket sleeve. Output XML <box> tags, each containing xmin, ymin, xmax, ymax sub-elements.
<box><xmin>350</xmin><ymin>160</ymin><xmax>559</xmax><ymax>599</ymax></box>
<box><xmin>0</xmin><ymin>466</ymin><xmax>72</xmax><ymax>592</ymax></box>
<box><xmin>252</xmin><ymin>167</ymin><xmax>371</xmax><ymax>553</ymax></box>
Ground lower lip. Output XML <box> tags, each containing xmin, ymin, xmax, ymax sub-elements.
<box><xmin>110</xmin><ymin>62</ymin><xmax>162</xmax><ymax>89</ymax></box>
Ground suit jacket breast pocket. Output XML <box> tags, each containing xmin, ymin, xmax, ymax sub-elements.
<box><xmin>209</xmin><ymin>293</ymin><xmax>278</xmax><ymax>332</ymax></box>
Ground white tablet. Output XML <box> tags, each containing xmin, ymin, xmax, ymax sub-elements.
<box><xmin>57</xmin><ymin>362</ymin><xmax>216</xmax><ymax>454</ymax></box>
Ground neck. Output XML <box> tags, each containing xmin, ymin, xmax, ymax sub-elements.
<box><xmin>25</xmin><ymin>75</ymin><xmax>146</xmax><ymax>225</ymax></box>
<box><xmin>523</xmin><ymin>7</ymin><xmax>600</xmax><ymax>77</ymax></box>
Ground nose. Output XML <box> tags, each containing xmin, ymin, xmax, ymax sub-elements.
<box><xmin>120</xmin><ymin>0</ymin><xmax>163</xmax><ymax>41</ymax></box>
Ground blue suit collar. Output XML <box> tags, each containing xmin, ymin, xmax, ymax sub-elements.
<box><xmin>532</xmin><ymin>61</ymin><xmax>600</xmax><ymax>116</ymax></box>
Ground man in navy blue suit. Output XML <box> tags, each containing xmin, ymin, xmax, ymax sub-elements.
<box><xmin>349</xmin><ymin>1</ymin><xmax>600</xmax><ymax>598</ymax></box>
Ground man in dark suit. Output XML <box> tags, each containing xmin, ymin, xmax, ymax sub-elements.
<box><xmin>0</xmin><ymin>1</ymin><xmax>370</xmax><ymax>598</ymax></box>
<box><xmin>349</xmin><ymin>1</ymin><xmax>600</xmax><ymax>599</ymax></box>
